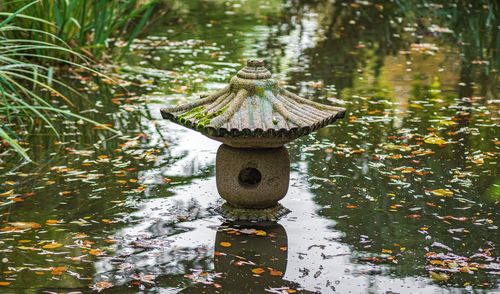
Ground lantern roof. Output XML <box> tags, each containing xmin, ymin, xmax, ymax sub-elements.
<box><xmin>161</xmin><ymin>59</ymin><xmax>345</xmax><ymax>148</ymax></box>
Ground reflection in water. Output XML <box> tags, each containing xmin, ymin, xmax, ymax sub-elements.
<box><xmin>0</xmin><ymin>0</ymin><xmax>498</xmax><ymax>292</ymax></box>
<box><xmin>182</xmin><ymin>222</ymin><xmax>312</xmax><ymax>293</ymax></box>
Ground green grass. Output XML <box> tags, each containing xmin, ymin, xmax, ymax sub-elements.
<box><xmin>0</xmin><ymin>0</ymin><xmax>166</xmax><ymax>60</ymax></box>
<box><xmin>0</xmin><ymin>1</ymin><xmax>118</xmax><ymax>161</ymax></box>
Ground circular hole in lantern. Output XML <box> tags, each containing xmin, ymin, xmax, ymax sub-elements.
<box><xmin>238</xmin><ymin>167</ymin><xmax>262</xmax><ymax>188</ymax></box>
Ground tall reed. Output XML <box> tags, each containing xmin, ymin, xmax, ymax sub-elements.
<box><xmin>0</xmin><ymin>1</ymin><xmax>117</xmax><ymax>161</ymax></box>
<box><xmin>0</xmin><ymin>0</ymin><xmax>164</xmax><ymax>60</ymax></box>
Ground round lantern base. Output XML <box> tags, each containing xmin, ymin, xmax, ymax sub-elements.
<box><xmin>217</xmin><ymin>202</ymin><xmax>290</xmax><ymax>221</ymax></box>
<box><xmin>215</xmin><ymin>144</ymin><xmax>290</xmax><ymax>209</ymax></box>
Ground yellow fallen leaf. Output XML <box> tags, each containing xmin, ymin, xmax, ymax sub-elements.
<box><xmin>42</xmin><ymin>243</ymin><xmax>62</xmax><ymax>249</ymax></box>
<box><xmin>431</xmin><ymin>189</ymin><xmax>454</xmax><ymax>197</ymax></box>
<box><xmin>219</xmin><ymin>242</ymin><xmax>231</xmax><ymax>247</ymax></box>
<box><xmin>430</xmin><ymin>271</ymin><xmax>449</xmax><ymax>282</ymax></box>
<box><xmin>251</xmin><ymin>268</ymin><xmax>265</xmax><ymax>275</ymax></box>
<box><xmin>382</xmin><ymin>249</ymin><xmax>393</xmax><ymax>254</ymax></box>
<box><xmin>46</xmin><ymin>219</ymin><xmax>61</xmax><ymax>225</ymax></box>
<box><xmin>424</xmin><ymin>136</ymin><xmax>446</xmax><ymax>145</ymax></box>
<box><xmin>438</xmin><ymin>120</ymin><xmax>456</xmax><ymax>126</ymax></box>
<box><xmin>0</xmin><ymin>281</ymin><xmax>11</xmax><ymax>286</ymax></box>
<box><xmin>255</xmin><ymin>230</ymin><xmax>267</xmax><ymax>236</ymax></box>
<box><xmin>0</xmin><ymin>189</ymin><xmax>14</xmax><ymax>197</ymax></box>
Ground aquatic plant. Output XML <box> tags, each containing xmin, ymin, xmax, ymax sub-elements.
<box><xmin>0</xmin><ymin>0</ymin><xmax>170</xmax><ymax>60</ymax></box>
<box><xmin>0</xmin><ymin>2</ymin><xmax>116</xmax><ymax>161</ymax></box>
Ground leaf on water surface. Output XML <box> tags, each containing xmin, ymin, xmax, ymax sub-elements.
<box><xmin>89</xmin><ymin>249</ymin><xmax>103</xmax><ymax>256</ymax></box>
<box><xmin>251</xmin><ymin>268</ymin><xmax>265</xmax><ymax>275</ymax></box>
<box><xmin>42</xmin><ymin>243</ymin><xmax>62</xmax><ymax>249</ymax></box>
<box><xmin>7</xmin><ymin>222</ymin><xmax>41</xmax><ymax>229</ymax></box>
<box><xmin>431</xmin><ymin>189</ymin><xmax>453</xmax><ymax>197</ymax></box>
<box><xmin>0</xmin><ymin>282</ymin><xmax>11</xmax><ymax>286</ymax></box>
<box><xmin>51</xmin><ymin>266</ymin><xmax>67</xmax><ymax>276</ymax></box>
<box><xmin>73</xmin><ymin>233</ymin><xmax>89</xmax><ymax>239</ymax></box>
<box><xmin>346</xmin><ymin>204</ymin><xmax>358</xmax><ymax>209</ymax></box>
<box><xmin>430</xmin><ymin>271</ymin><xmax>449</xmax><ymax>282</ymax></box>
<box><xmin>255</xmin><ymin>230</ymin><xmax>267</xmax><ymax>236</ymax></box>
<box><xmin>0</xmin><ymin>189</ymin><xmax>14</xmax><ymax>197</ymax></box>
<box><xmin>219</xmin><ymin>242</ymin><xmax>231</xmax><ymax>247</ymax></box>
<box><xmin>424</xmin><ymin>136</ymin><xmax>446</xmax><ymax>145</ymax></box>
<box><xmin>438</xmin><ymin>120</ymin><xmax>457</xmax><ymax>126</ymax></box>
<box><xmin>91</xmin><ymin>281</ymin><xmax>113</xmax><ymax>292</ymax></box>
<box><xmin>269</xmin><ymin>269</ymin><xmax>283</xmax><ymax>276</ymax></box>
<box><xmin>46</xmin><ymin>219</ymin><xmax>62</xmax><ymax>225</ymax></box>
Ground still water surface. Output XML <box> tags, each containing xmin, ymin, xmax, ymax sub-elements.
<box><xmin>0</xmin><ymin>0</ymin><xmax>498</xmax><ymax>293</ymax></box>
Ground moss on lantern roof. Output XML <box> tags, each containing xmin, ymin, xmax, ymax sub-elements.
<box><xmin>161</xmin><ymin>59</ymin><xmax>346</xmax><ymax>148</ymax></box>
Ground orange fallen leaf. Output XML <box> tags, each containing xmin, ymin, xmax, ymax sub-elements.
<box><xmin>91</xmin><ymin>281</ymin><xmax>113</xmax><ymax>292</ymax></box>
<box><xmin>8</xmin><ymin>222</ymin><xmax>41</xmax><ymax>229</ymax></box>
<box><xmin>251</xmin><ymin>268</ymin><xmax>265</xmax><ymax>275</ymax></box>
<box><xmin>269</xmin><ymin>269</ymin><xmax>283</xmax><ymax>276</ymax></box>
<box><xmin>46</xmin><ymin>219</ymin><xmax>61</xmax><ymax>225</ymax></box>
<box><xmin>220</xmin><ymin>242</ymin><xmax>231</xmax><ymax>247</ymax></box>
<box><xmin>51</xmin><ymin>266</ymin><xmax>67</xmax><ymax>275</ymax></box>
<box><xmin>346</xmin><ymin>204</ymin><xmax>358</xmax><ymax>209</ymax></box>
<box><xmin>89</xmin><ymin>249</ymin><xmax>103</xmax><ymax>256</ymax></box>
<box><xmin>0</xmin><ymin>281</ymin><xmax>11</xmax><ymax>286</ymax></box>
<box><xmin>74</xmin><ymin>233</ymin><xmax>88</xmax><ymax>239</ymax></box>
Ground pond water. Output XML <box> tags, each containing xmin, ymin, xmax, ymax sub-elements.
<box><xmin>0</xmin><ymin>0</ymin><xmax>498</xmax><ymax>293</ymax></box>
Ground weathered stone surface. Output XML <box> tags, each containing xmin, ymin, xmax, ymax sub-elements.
<box><xmin>216</xmin><ymin>144</ymin><xmax>289</xmax><ymax>208</ymax></box>
<box><xmin>216</xmin><ymin>202</ymin><xmax>291</xmax><ymax>221</ymax></box>
<box><xmin>161</xmin><ymin>59</ymin><xmax>346</xmax><ymax>148</ymax></box>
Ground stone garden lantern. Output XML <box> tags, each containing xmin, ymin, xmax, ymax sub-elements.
<box><xmin>161</xmin><ymin>59</ymin><xmax>345</xmax><ymax>220</ymax></box>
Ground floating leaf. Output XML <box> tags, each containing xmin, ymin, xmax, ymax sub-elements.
<box><xmin>8</xmin><ymin>222</ymin><xmax>41</xmax><ymax>229</ymax></box>
<box><xmin>438</xmin><ymin>120</ymin><xmax>456</xmax><ymax>126</ymax></box>
<box><xmin>430</xmin><ymin>271</ymin><xmax>449</xmax><ymax>282</ymax></box>
<box><xmin>46</xmin><ymin>219</ymin><xmax>61</xmax><ymax>225</ymax></box>
<box><xmin>251</xmin><ymin>268</ymin><xmax>265</xmax><ymax>275</ymax></box>
<box><xmin>219</xmin><ymin>242</ymin><xmax>231</xmax><ymax>247</ymax></box>
<box><xmin>89</xmin><ymin>249</ymin><xmax>103</xmax><ymax>256</ymax></box>
<box><xmin>424</xmin><ymin>136</ymin><xmax>446</xmax><ymax>145</ymax></box>
<box><xmin>0</xmin><ymin>282</ymin><xmax>11</xmax><ymax>286</ymax></box>
<box><xmin>42</xmin><ymin>243</ymin><xmax>62</xmax><ymax>249</ymax></box>
<box><xmin>0</xmin><ymin>189</ymin><xmax>14</xmax><ymax>197</ymax></box>
<box><xmin>269</xmin><ymin>269</ymin><xmax>283</xmax><ymax>276</ymax></box>
<box><xmin>431</xmin><ymin>189</ymin><xmax>453</xmax><ymax>197</ymax></box>
<box><xmin>255</xmin><ymin>230</ymin><xmax>267</xmax><ymax>236</ymax></box>
<box><xmin>51</xmin><ymin>266</ymin><xmax>67</xmax><ymax>276</ymax></box>
<box><xmin>91</xmin><ymin>281</ymin><xmax>113</xmax><ymax>292</ymax></box>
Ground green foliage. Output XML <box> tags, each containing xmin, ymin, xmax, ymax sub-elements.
<box><xmin>0</xmin><ymin>0</ymin><xmax>165</xmax><ymax>60</ymax></box>
<box><xmin>0</xmin><ymin>2</ymin><xmax>117</xmax><ymax>161</ymax></box>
